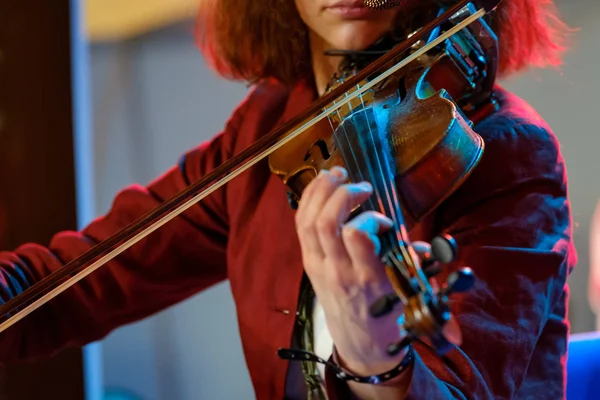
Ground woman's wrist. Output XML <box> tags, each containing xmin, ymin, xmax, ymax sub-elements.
<box><xmin>336</xmin><ymin>348</ymin><xmax>408</xmax><ymax>376</ymax></box>
<box><xmin>324</xmin><ymin>343</ymin><xmax>415</xmax><ymax>400</ymax></box>
<box><xmin>331</xmin><ymin>340</ymin><xmax>414</xmax><ymax>384</ymax></box>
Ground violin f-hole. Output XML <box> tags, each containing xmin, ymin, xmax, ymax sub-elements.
<box><xmin>303</xmin><ymin>139</ymin><xmax>333</xmax><ymax>162</ymax></box>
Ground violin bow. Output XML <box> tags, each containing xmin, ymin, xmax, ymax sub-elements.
<box><xmin>0</xmin><ymin>0</ymin><xmax>500</xmax><ymax>333</ymax></box>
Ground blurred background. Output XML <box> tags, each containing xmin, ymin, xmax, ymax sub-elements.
<box><xmin>0</xmin><ymin>0</ymin><xmax>599</xmax><ymax>399</ymax></box>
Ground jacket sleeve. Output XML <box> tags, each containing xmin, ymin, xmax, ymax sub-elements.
<box><xmin>0</xmin><ymin>104</ymin><xmax>247</xmax><ymax>363</ymax></box>
<box><xmin>326</xmin><ymin>121</ymin><xmax>575</xmax><ymax>399</ymax></box>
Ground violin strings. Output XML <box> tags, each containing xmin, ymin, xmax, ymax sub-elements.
<box><xmin>330</xmin><ymin>79</ymin><xmax>411</xmax><ymax>303</ymax></box>
<box><xmin>355</xmin><ymin>91</ymin><xmax>413</xmax><ymax>291</ymax></box>
<box><xmin>358</xmin><ymin>77</ymin><xmax>438</xmax><ymax>303</ymax></box>
<box><xmin>354</xmin><ymin>89</ymin><xmax>412</xmax><ymax>290</ymax></box>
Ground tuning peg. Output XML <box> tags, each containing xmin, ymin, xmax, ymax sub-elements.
<box><xmin>431</xmin><ymin>234</ymin><xmax>457</xmax><ymax>263</ymax></box>
<box><xmin>422</xmin><ymin>234</ymin><xmax>457</xmax><ymax>278</ymax></box>
<box><xmin>370</xmin><ymin>276</ymin><xmax>423</xmax><ymax>318</ymax></box>
<box><xmin>441</xmin><ymin>267</ymin><xmax>475</xmax><ymax>296</ymax></box>
<box><xmin>369</xmin><ymin>293</ymin><xmax>400</xmax><ymax>318</ymax></box>
<box><xmin>422</xmin><ymin>262</ymin><xmax>442</xmax><ymax>279</ymax></box>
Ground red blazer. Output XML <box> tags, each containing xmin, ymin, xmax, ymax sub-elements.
<box><xmin>0</xmin><ymin>79</ymin><xmax>576</xmax><ymax>399</ymax></box>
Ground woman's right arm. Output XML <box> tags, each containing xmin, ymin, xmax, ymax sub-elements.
<box><xmin>0</xmin><ymin>105</ymin><xmax>246</xmax><ymax>362</ymax></box>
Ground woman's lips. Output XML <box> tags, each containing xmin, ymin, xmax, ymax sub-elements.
<box><xmin>325</xmin><ymin>0</ymin><xmax>375</xmax><ymax>18</ymax></box>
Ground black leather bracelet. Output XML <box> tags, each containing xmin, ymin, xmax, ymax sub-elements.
<box><xmin>277</xmin><ymin>341</ymin><xmax>414</xmax><ymax>384</ymax></box>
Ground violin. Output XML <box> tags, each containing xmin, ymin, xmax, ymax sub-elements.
<box><xmin>0</xmin><ymin>0</ymin><xmax>501</xmax><ymax>357</ymax></box>
<box><xmin>271</xmin><ymin>0</ymin><xmax>500</xmax><ymax>354</ymax></box>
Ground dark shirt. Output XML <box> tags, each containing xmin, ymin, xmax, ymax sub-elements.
<box><xmin>0</xmin><ymin>79</ymin><xmax>575</xmax><ymax>399</ymax></box>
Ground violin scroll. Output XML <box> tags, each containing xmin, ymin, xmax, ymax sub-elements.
<box><xmin>369</xmin><ymin>233</ymin><xmax>459</xmax><ymax>318</ymax></box>
<box><xmin>383</xmin><ymin>264</ymin><xmax>476</xmax><ymax>356</ymax></box>
<box><xmin>375</xmin><ymin>233</ymin><xmax>476</xmax><ymax>356</ymax></box>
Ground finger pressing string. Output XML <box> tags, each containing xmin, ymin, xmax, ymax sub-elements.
<box><xmin>316</xmin><ymin>182</ymin><xmax>374</xmax><ymax>262</ymax></box>
<box><xmin>342</xmin><ymin>211</ymin><xmax>394</xmax><ymax>274</ymax></box>
<box><xmin>330</xmin><ymin>166</ymin><xmax>348</xmax><ymax>180</ymax></box>
<box><xmin>296</xmin><ymin>169</ymin><xmax>347</xmax><ymax>259</ymax></box>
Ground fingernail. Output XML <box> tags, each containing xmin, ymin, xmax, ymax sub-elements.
<box><xmin>382</xmin><ymin>217</ymin><xmax>394</xmax><ymax>228</ymax></box>
<box><xmin>359</xmin><ymin>182</ymin><xmax>372</xmax><ymax>192</ymax></box>
<box><xmin>330</xmin><ymin>166</ymin><xmax>348</xmax><ymax>180</ymax></box>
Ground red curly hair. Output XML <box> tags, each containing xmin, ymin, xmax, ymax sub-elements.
<box><xmin>195</xmin><ymin>0</ymin><xmax>569</xmax><ymax>85</ymax></box>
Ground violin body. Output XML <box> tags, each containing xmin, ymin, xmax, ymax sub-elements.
<box><xmin>269</xmin><ymin>3</ymin><xmax>498</xmax><ymax>229</ymax></box>
<box><xmin>269</xmin><ymin>67</ymin><xmax>484</xmax><ymax>229</ymax></box>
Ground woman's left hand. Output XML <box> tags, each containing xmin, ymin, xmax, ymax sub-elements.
<box><xmin>295</xmin><ymin>166</ymin><xmax>412</xmax><ymax>376</ymax></box>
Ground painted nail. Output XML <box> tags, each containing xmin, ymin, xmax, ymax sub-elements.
<box><xmin>330</xmin><ymin>166</ymin><xmax>348</xmax><ymax>180</ymax></box>
<box><xmin>359</xmin><ymin>182</ymin><xmax>373</xmax><ymax>191</ymax></box>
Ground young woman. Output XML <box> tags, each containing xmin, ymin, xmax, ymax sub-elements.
<box><xmin>0</xmin><ymin>0</ymin><xmax>573</xmax><ymax>399</ymax></box>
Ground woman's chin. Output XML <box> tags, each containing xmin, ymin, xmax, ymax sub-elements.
<box><xmin>325</xmin><ymin>25</ymin><xmax>387</xmax><ymax>51</ymax></box>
